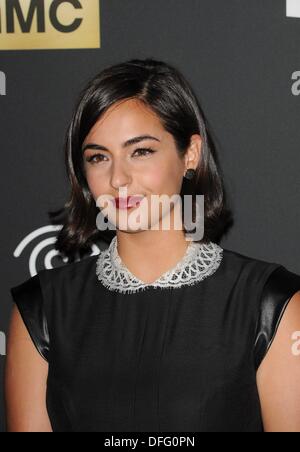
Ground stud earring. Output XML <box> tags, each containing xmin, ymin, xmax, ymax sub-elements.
<box><xmin>184</xmin><ymin>168</ymin><xmax>196</xmax><ymax>180</ymax></box>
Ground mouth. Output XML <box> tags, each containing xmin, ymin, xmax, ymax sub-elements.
<box><xmin>114</xmin><ymin>196</ymin><xmax>144</xmax><ymax>210</ymax></box>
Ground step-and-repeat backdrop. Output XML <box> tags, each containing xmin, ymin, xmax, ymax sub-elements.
<box><xmin>0</xmin><ymin>0</ymin><xmax>299</xmax><ymax>431</ymax></box>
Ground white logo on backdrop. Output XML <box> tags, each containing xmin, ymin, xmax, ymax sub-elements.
<box><xmin>0</xmin><ymin>71</ymin><xmax>6</xmax><ymax>95</ymax></box>
<box><xmin>292</xmin><ymin>71</ymin><xmax>300</xmax><ymax>95</ymax></box>
<box><xmin>0</xmin><ymin>332</ymin><xmax>5</xmax><ymax>356</ymax></box>
<box><xmin>287</xmin><ymin>0</ymin><xmax>300</xmax><ymax>18</ymax></box>
<box><xmin>13</xmin><ymin>225</ymin><xmax>100</xmax><ymax>277</ymax></box>
<box><xmin>287</xmin><ymin>3</ymin><xmax>300</xmax><ymax>95</ymax></box>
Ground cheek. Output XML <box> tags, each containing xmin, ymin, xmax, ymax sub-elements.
<box><xmin>85</xmin><ymin>170</ymin><xmax>106</xmax><ymax>199</ymax></box>
<box><xmin>144</xmin><ymin>162</ymin><xmax>182</xmax><ymax>193</ymax></box>
<box><xmin>142</xmin><ymin>168</ymin><xmax>164</xmax><ymax>189</ymax></box>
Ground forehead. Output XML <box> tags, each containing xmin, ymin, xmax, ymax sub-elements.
<box><xmin>84</xmin><ymin>98</ymin><xmax>166</xmax><ymax>143</ymax></box>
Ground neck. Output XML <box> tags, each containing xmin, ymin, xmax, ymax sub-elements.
<box><xmin>115</xmin><ymin>216</ymin><xmax>191</xmax><ymax>284</ymax></box>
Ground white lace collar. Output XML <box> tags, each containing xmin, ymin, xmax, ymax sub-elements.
<box><xmin>96</xmin><ymin>235</ymin><xmax>223</xmax><ymax>294</ymax></box>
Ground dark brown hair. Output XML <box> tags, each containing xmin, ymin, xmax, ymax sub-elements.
<box><xmin>50</xmin><ymin>58</ymin><xmax>233</xmax><ymax>261</ymax></box>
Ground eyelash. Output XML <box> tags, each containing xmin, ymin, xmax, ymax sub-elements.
<box><xmin>85</xmin><ymin>147</ymin><xmax>156</xmax><ymax>164</ymax></box>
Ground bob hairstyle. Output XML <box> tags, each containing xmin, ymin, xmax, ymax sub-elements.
<box><xmin>50</xmin><ymin>58</ymin><xmax>233</xmax><ymax>261</ymax></box>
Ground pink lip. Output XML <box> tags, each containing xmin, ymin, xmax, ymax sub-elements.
<box><xmin>115</xmin><ymin>196</ymin><xmax>144</xmax><ymax>209</ymax></box>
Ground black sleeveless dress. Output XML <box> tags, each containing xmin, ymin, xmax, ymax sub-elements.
<box><xmin>9</xmin><ymin>244</ymin><xmax>300</xmax><ymax>432</ymax></box>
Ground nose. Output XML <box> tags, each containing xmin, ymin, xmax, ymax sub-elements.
<box><xmin>110</xmin><ymin>159</ymin><xmax>132</xmax><ymax>191</ymax></box>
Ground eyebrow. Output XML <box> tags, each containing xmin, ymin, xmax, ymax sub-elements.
<box><xmin>81</xmin><ymin>135</ymin><xmax>161</xmax><ymax>153</ymax></box>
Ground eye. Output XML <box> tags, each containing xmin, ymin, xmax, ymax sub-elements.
<box><xmin>85</xmin><ymin>148</ymin><xmax>156</xmax><ymax>165</ymax></box>
<box><xmin>132</xmin><ymin>147</ymin><xmax>156</xmax><ymax>157</ymax></box>
<box><xmin>85</xmin><ymin>154</ymin><xmax>107</xmax><ymax>164</ymax></box>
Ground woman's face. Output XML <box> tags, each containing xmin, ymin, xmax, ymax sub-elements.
<box><xmin>82</xmin><ymin>98</ymin><xmax>201</xmax><ymax>233</ymax></box>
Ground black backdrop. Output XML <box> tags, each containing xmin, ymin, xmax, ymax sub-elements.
<box><xmin>0</xmin><ymin>0</ymin><xmax>299</xmax><ymax>432</ymax></box>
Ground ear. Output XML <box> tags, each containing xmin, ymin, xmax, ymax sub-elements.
<box><xmin>184</xmin><ymin>134</ymin><xmax>202</xmax><ymax>171</ymax></box>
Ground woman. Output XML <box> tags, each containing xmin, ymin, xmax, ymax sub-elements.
<box><xmin>5</xmin><ymin>58</ymin><xmax>300</xmax><ymax>432</ymax></box>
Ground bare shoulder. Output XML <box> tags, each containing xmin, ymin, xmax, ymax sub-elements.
<box><xmin>4</xmin><ymin>305</ymin><xmax>52</xmax><ymax>432</ymax></box>
<box><xmin>257</xmin><ymin>290</ymin><xmax>300</xmax><ymax>432</ymax></box>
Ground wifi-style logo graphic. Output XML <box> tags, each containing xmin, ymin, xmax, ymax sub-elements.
<box><xmin>13</xmin><ymin>225</ymin><xmax>100</xmax><ymax>277</ymax></box>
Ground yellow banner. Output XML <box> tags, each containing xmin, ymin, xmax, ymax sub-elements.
<box><xmin>0</xmin><ymin>0</ymin><xmax>100</xmax><ymax>50</ymax></box>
